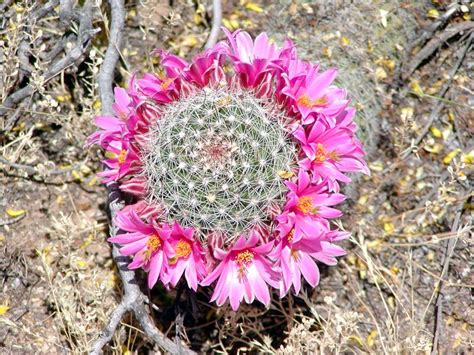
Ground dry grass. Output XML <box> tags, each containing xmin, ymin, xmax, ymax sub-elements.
<box><xmin>1</xmin><ymin>0</ymin><xmax>473</xmax><ymax>353</ymax></box>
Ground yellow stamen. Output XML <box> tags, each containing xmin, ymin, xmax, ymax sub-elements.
<box><xmin>328</xmin><ymin>150</ymin><xmax>340</xmax><ymax>161</ymax></box>
<box><xmin>175</xmin><ymin>239</ymin><xmax>192</xmax><ymax>259</ymax></box>
<box><xmin>287</xmin><ymin>229</ymin><xmax>295</xmax><ymax>242</ymax></box>
<box><xmin>236</xmin><ymin>250</ymin><xmax>255</xmax><ymax>266</ymax></box>
<box><xmin>117</xmin><ymin>149</ymin><xmax>127</xmax><ymax>165</ymax></box>
<box><xmin>142</xmin><ymin>234</ymin><xmax>161</xmax><ymax>261</ymax></box>
<box><xmin>297</xmin><ymin>196</ymin><xmax>318</xmax><ymax>215</ymax></box>
<box><xmin>297</xmin><ymin>95</ymin><xmax>313</xmax><ymax>108</ymax></box>
<box><xmin>291</xmin><ymin>249</ymin><xmax>300</xmax><ymax>261</ymax></box>
<box><xmin>147</xmin><ymin>234</ymin><xmax>161</xmax><ymax>252</ymax></box>
<box><xmin>160</xmin><ymin>78</ymin><xmax>173</xmax><ymax>90</ymax></box>
<box><xmin>313</xmin><ymin>95</ymin><xmax>328</xmax><ymax>106</ymax></box>
<box><xmin>314</xmin><ymin>143</ymin><xmax>326</xmax><ymax>163</ymax></box>
<box><xmin>297</xmin><ymin>95</ymin><xmax>329</xmax><ymax>109</ymax></box>
<box><xmin>235</xmin><ymin>250</ymin><xmax>255</xmax><ymax>279</ymax></box>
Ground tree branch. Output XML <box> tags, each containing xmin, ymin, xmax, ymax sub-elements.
<box><xmin>90</xmin><ymin>0</ymin><xmax>196</xmax><ymax>353</ymax></box>
<box><xmin>205</xmin><ymin>0</ymin><xmax>222</xmax><ymax>49</ymax></box>
<box><xmin>0</xmin><ymin>0</ymin><xmax>99</xmax><ymax>116</ymax></box>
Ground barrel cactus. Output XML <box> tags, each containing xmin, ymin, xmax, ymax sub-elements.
<box><xmin>88</xmin><ymin>29</ymin><xmax>369</xmax><ymax>310</ymax></box>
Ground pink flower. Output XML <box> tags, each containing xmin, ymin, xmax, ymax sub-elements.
<box><xmin>223</xmin><ymin>29</ymin><xmax>282</xmax><ymax>88</ymax></box>
<box><xmin>183</xmin><ymin>44</ymin><xmax>227</xmax><ymax>88</ymax></box>
<box><xmin>285</xmin><ymin>170</ymin><xmax>345</xmax><ymax>217</ymax></box>
<box><xmin>86</xmin><ymin>115</ymin><xmax>125</xmax><ymax>148</ymax></box>
<box><xmin>120</xmin><ymin>200</ymin><xmax>163</xmax><ymax>222</ymax></box>
<box><xmin>311</xmin><ymin>230</ymin><xmax>349</xmax><ymax>265</ymax></box>
<box><xmin>295</xmin><ymin>121</ymin><xmax>369</xmax><ymax>191</ymax></box>
<box><xmin>119</xmin><ymin>175</ymin><xmax>148</xmax><ymax>198</ymax></box>
<box><xmin>271</xmin><ymin>227</ymin><xmax>348</xmax><ymax>296</ymax></box>
<box><xmin>201</xmin><ymin>233</ymin><xmax>278</xmax><ymax>310</ymax></box>
<box><xmin>152</xmin><ymin>49</ymin><xmax>188</xmax><ymax>79</ymax></box>
<box><xmin>137</xmin><ymin>73</ymin><xmax>177</xmax><ymax>104</ymax></box>
<box><xmin>112</xmin><ymin>87</ymin><xmax>132</xmax><ymax>120</ymax></box>
<box><xmin>276</xmin><ymin>210</ymin><xmax>329</xmax><ymax>245</ymax></box>
<box><xmin>283</xmin><ymin>66</ymin><xmax>348</xmax><ymax>122</ymax></box>
<box><xmin>108</xmin><ymin>210</ymin><xmax>173</xmax><ymax>288</ymax></box>
<box><xmin>164</xmin><ymin>223</ymin><xmax>207</xmax><ymax>291</ymax></box>
<box><xmin>270</xmin><ymin>230</ymin><xmax>324</xmax><ymax>296</ymax></box>
<box><xmin>97</xmin><ymin>135</ymin><xmax>140</xmax><ymax>183</ymax></box>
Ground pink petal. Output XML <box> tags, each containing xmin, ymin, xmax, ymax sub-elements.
<box><xmin>298</xmin><ymin>252</ymin><xmax>319</xmax><ymax>287</ymax></box>
<box><xmin>148</xmin><ymin>251</ymin><xmax>164</xmax><ymax>288</ymax></box>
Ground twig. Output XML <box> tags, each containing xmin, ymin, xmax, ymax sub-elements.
<box><xmin>59</xmin><ymin>0</ymin><xmax>75</xmax><ymax>27</ymax></box>
<box><xmin>204</xmin><ymin>0</ymin><xmax>222</xmax><ymax>49</ymax></box>
<box><xmin>90</xmin><ymin>0</ymin><xmax>196</xmax><ymax>353</ymax></box>
<box><xmin>0</xmin><ymin>214</ymin><xmax>26</xmax><ymax>227</ymax></box>
<box><xmin>401</xmin><ymin>33</ymin><xmax>473</xmax><ymax>159</ymax></box>
<box><xmin>405</xmin><ymin>3</ymin><xmax>460</xmax><ymax>57</ymax></box>
<box><xmin>0</xmin><ymin>156</ymin><xmax>87</xmax><ymax>178</ymax></box>
<box><xmin>98</xmin><ymin>0</ymin><xmax>125</xmax><ymax>117</ymax></box>
<box><xmin>0</xmin><ymin>0</ymin><xmax>99</xmax><ymax>116</ymax></box>
<box><xmin>430</xmin><ymin>199</ymin><xmax>466</xmax><ymax>355</ymax></box>
<box><xmin>403</xmin><ymin>21</ymin><xmax>474</xmax><ymax>79</ymax></box>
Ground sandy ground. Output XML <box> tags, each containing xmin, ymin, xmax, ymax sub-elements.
<box><xmin>1</xmin><ymin>0</ymin><xmax>473</xmax><ymax>353</ymax></box>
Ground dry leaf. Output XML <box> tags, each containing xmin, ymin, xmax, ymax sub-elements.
<box><xmin>409</xmin><ymin>80</ymin><xmax>424</xmax><ymax>97</ymax></box>
<box><xmin>6</xmin><ymin>208</ymin><xmax>26</xmax><ymax>217</ymax></box>
<box><xmin>245</xmin><ymin>2</ymin><xmax>263</xmax><ymax>13</ymax></box>
<box><xmin>367</xmin><ymin>330</ymin><xmax>378</xmax><ymax>347</ymax></box>
<box><xmin>340</xmin><ymin>36</ymin><xmax>350</xmax><ymax>46</ymax></box>
<box><xmin>278</xmin><ymin>170</ymin><xmax>295</xmax><ymax>179</ymax></box>
<box><xmin>443</xmin><ymin>149</ymin><xmax>460</xmax><ymax>164</ymax></box>
<box><xmin>0</xmin><ymin>305</ymin><xmax>10</xmax><ymax>315</ymax></box>
<box><xmin>380</xmin><ymin>9</ymin><xmax>389</xmax><ymax>27</ymax></box>
<box><xmin>375</xmin><ymin>67</ymin><xmax>387</xmax><ymax>80</ymax></box>
<box><xmin>430</xmin><ymin>126</ymin><xmax>442</xmax><ymax>138</ymax></box>
<box><xmin>427</xmin><ymin>9</ymin><xmax>439</xmax><ymax>18</ymax></box>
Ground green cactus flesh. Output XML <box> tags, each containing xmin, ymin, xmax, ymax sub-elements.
<box><xmin>143</xmin><ymin>87</ymin><xmax>296</xmax><ymax>241</ymax></box>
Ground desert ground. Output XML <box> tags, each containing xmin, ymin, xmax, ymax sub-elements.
<box><xmin>0</xmin><ymin>0</ymin><xmax>473</xmax><ymax>353</ymax></box>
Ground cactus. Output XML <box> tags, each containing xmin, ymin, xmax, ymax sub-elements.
<box><xmin>143</xmin><ymin>87</ymin><xmax>296</xmax><ymax>241</ymax></box>
<box><xmin>89</xmin><ymin>29</ymin><xmax>369</xmax><ymax>307</ymax></box>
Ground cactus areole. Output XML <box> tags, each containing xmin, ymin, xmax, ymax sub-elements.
<box><xmin>88</xmin><ymin>29</ymin><xmax>369</xmax><ymax>310</ymax></box>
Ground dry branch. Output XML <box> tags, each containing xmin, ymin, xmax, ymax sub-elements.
<box><xmin>406</xmin><ymin>4</ymin><xmax>460</xmax><ymax>54</ymax></box>
<box><xmin>0</xmin><ymin>0</ymin><xmax>99</xmax><ymax>116</ymax></box>
<box><xmin>430</xmin><ymin>199</ymin><xmax>467</xmax><ymax>355</ymax></box>
<box><xmin>403</xmin><ymin>21</ymin><xmax>474</xmax><ymax>80</ymax></box>
<box><xmin>90</xmin><ymin>0</ymin><xmax>196</xmax><ymax>353</ymax></box>
<box><xmin>0</xmin><ymin>155</ymin><xmax>86</xmax><ymax>180</ymax></box>
<box><xmin>0</xmin><ymin>214</ymin><xmax>26</xmax><ymax>227</ymax></box>
<box><xmin>401</xmin><ymin>32</ymin><xmax>473</xmax><ymax>159</ymax></box>
<box><xmin>205</xmin><ymin>0</ymin><xmax>223</xmax><ymax>49</ymax></box>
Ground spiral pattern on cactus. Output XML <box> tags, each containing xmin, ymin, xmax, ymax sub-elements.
<box><xmin>144</xmin><ymin>87</ymin><xmax>296</xmax><ymax>240</ymax></box>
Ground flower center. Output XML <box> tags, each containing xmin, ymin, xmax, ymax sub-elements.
<box><xmin>175</xmin><ymin>239</ymin><xmax>192</xmax><ymax>259</ymax></box>
<box><xmin>147</xmin><ymin>234</ymin><xmax>161</xmax><ymax>252</ymax></box>
<box><xmin>313</xmin><ymin>95</ymin><xmax>328</xmax><ymax>106</ymax></box>
<box><xmin>297</xmin><ymin>95</ymin><xmax>329</xmax><ymax>109</ymax></box>
<box><xmin>160</xmin><ymin>78</ymin><xmax>173</xmax><ymax>90</ymax></box>
<box><xmin>290</xmin><ymin>248</ymin><xmax>300</xmax><ymax>261</ymax></box>
<box><xmin>297</xmin><ymin>196</ymin><xmax>318</xmax><ymax>214</ymax></box>
<box><xmin>117</xmin><ymin>149</ymin><xmax>127</xmax><ymax>165</ymax></box>
<box><xmin>236</xmin><ymin>250</ymin><xmax>255</xmax><ymax>266</ymax></box>
<box><xmin>314</xmin><ymin>143</ymin><xmax>326</xmax><ymax>163</ymax></box>
<box><xmin>328</xmin><ymin>150</ymin><xmax>340</xmax><ymax>161</ymax></box>
<box><xmin>297</xmin><ymin>95</ymin><xmax>313</xmax><ymax>108</ymax></box>
<box><xmin>287</xmin><ymin>229</ymin><xmax>295</xmax><ymax>242</ymax></box>
<box><xmin>236</xmin><ymin>249</ymin><xmax>255</xmax><ymax>280</ymax></box>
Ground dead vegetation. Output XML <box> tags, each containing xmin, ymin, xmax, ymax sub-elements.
<box><xmin>1</xmin><ymin>0</ymin><xmax>473</xmax><ymax>354</ymax></box>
